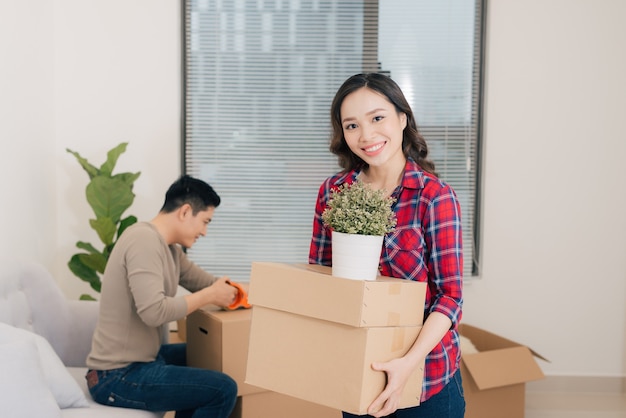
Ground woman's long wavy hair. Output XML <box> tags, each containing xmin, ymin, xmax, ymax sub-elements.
<box><xmin>329</xmin><ymin>73</ymin><xmax>436</xmax><ymax>176</ymax></box>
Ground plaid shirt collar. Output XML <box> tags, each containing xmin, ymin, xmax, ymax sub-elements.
<box><xmin>332</xmin><ymin>158</ymin><xmax>425</xmax><ymax>191</ymax></box>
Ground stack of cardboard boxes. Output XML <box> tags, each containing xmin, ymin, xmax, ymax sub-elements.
<box><xmin>244</xmin><ymin>262</ymin><xmax>428</xmax><ymax>415</ymax></box>
<box><xmin>185</xmin><ymin>261</ymin><xmax>546</xmax><ymax>418</ymax></box>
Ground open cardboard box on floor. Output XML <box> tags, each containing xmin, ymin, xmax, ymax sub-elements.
<box><xmin>246</xmin><ymin>306</ymin><xmax>424</xmax><ymax>415</ymax></box>
<box><xmin>248</xmin><ymin>262</ymin><xmax>426</xmax><ymax>327</ymax></box>
<box><xmin>459</xmin><ymin>323</ymin><xmax>548</xmax><ymax>418</ymax></box>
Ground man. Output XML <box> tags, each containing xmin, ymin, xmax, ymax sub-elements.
<box><xmin>86</xmin><ymin>175</ymin><xmax>239</xmax><ymax>417</ymax></box>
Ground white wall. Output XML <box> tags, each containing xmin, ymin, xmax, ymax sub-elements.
<box><xmin>463</xmin><ymin>0</ymin><xmax>626</xmax><ymax>378</ymax></box>
<box><xmin>52</xmin><ymin>0</ymin><xmax>182</xmax><ymax>297</ymax></box>
<box><xmin>1</xmin><ymin>0</ymin><xmax>624</xmax><ymax>379</ymax></box>
<box><xmin>0</xmin><ymin>0</ymin><xmax>56</xmax><ymax>266</ymax></box>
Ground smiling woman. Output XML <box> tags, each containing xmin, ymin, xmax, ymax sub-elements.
<box><xmin>309</xmin><ymin>71</ymin><xmax>465</xmax><ymax>417</ymax></box>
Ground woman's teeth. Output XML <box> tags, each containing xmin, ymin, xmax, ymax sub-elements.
<box><xmin>365</xmin><ymin>143</ymin><xmax>384</xmax><ymax>152</ymax></box>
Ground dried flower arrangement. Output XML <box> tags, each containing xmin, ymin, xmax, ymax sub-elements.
<box><xmin>322</xmin><ymin>179</ymin><xmax>397</xmax><ymax>236</ymax></box>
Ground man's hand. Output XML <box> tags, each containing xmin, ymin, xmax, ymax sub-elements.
<box><xmin>185</xmin><ymin>276</ymin><xmax>238</xmax><ymax>313</ymax></box>
<box><xmin>209</xmin><ymin>277</ymin><xmax>239</xmax><ymax>308</ymax></box>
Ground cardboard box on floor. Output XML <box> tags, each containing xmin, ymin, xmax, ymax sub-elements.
<box><xmin>459</xmin><ymin>323</ymin><xmax>548</xmax><ymax>418</ymax></box>
<box><xmin>186</xmin><ymin>307</ymin><xmax>264</xmax><ymax>396</ymax></box>
<box><xmin>230</xmin><ymin>392</ymin><xmax>341</xmax><ymax>418</ymax></box>
<box><xmin>248</xmin><ymin>262</ymin><xmax>426</xmax><ymax>327</ymax></box>
<box><xmin>185</xmin><ymin>306</ymin><xmax>343</xmax><ymax>417</ymax></box>
<box><xmin>176</xmin><ymin>318</ymin><xmax>187</xmax><ymax>341</ymax></box>
<box><xmin>246</xmin><ymin>306</ymin><xmax>424</xmax><ymax>415</ymax></box>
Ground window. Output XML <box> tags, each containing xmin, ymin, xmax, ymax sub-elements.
<box><xmin>183</xmin><ymin>0</ymin><xmax>485</xmax><ymax>281</ymax></box>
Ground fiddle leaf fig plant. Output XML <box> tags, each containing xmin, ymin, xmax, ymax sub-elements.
<box><xmin>322</xmin><ymin>179</ymin><xmax>397</xmax><ymax>236</ymax></box>
<box><xmin>66</xmin><ymin>142</ymin><xmax>141</xmax><ymax>300</ymax></box>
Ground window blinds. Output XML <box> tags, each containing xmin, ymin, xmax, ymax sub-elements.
<box><xmin>183</xmin><ymin>0</ymin><xmax>484</xmax><ymax>281</ymax></box>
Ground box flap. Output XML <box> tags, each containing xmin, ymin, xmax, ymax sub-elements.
<box><xmin>459</xmin><ymin>323</ymin><xmax>550</xmax><ymax>363</ymax></box>
<box><xmin>462</xmin><ymin>346</ymin><xmax>544</xmax><ymax>390</ymax></box>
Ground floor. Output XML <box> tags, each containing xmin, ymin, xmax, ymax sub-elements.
<box><xmin>163</xmin><ymin>332</ymin><xmax>624</xmax><ymax>418</ymax></box>
<box><xmin>163</xmin><ymin>383</ymin><xmax>626</xmax><ymax>418</ymax></box>
<box><xmin>525</xmin><ymin>377</ymin><xmax>626</xmax><ymax>418</ymax></box>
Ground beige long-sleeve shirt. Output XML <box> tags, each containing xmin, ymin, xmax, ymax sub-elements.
<box><xmin>86</xmin><ymin>222</ymin><xmax>217</xmax><ymax>370</ymax></box>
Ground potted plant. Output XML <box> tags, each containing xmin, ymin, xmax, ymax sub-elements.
<box><xmin>321</xmin><ymin>179</ymin><xmax>396</xmax><ymax>280</ymax></box>
<box><xmin>66</xmin><ymin>142</ymin><xmax>141</xmax><ymax>300</ymax></box>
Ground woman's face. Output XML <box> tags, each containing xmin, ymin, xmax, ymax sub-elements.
<box><xmin>340</xmin><ymin>87</ymin><xmax>407</xmax><ymax>169</ymax></box>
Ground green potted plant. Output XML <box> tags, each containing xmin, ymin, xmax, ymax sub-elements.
<box><xmin>322</xmin><ymin>179</ymin><xmax>396</xmax><ymax>280</ymax></box>
<box><xmin>66</xmin><ymin>142</ymin><xmax>141</xmax><ymax>300</ymax></box>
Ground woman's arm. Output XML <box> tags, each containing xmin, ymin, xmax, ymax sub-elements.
<box><xmin>367</xmin><ymin>312</ymin><xmax>452</xmax><ymax>417</ymax></box>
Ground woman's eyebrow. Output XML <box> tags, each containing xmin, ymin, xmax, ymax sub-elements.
<box><xmin>341</xmin><ymin>108</ymin><xmax>387</xmax><ymax>124</ymax></box>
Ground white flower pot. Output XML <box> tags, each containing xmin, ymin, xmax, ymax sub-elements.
<box><xmin>331</xmin><ymin>231</ymin><xmax>384</xmax><ymax>281</ymax></box>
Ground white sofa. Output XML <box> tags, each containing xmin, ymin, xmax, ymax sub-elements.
<box><xmin>0</xmin><ymin>260</ymin><xmax>164</xmax><ymax>418</ymax></box>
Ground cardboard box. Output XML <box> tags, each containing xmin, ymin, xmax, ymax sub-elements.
<box><xmin>459</xmin><ymin>324</ymin><xmax>548</xmax><ymax>418</ymax></box>
<box><xmin>245</xmin><ymin>306</ymin><xmax>424</xmax><ymax>415</ymax></box>
<box><xmin>249</xmin><ymin>262</ymin><xmax>426</xmax><ymax>327</ymax></box>
<box><xmin>231</xmin><ymin>392</ymin><xmax>341</xmax><ymax>418</ymax></box>
<box><xmin>187</xmin><ymin>307</ymin><xmax>263</xmax><ymax>396</ymax></box>
<box><xmin>176</xmin><ymin>318</ymin><xmax>187</xmax><ymax>342</ymax></box>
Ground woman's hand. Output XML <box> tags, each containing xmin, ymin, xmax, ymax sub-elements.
<box><xmin>367</xmin><ymin>312</ymin><xmax>452</xmax><ymax>416</ymax></box>
<box><xmin>367</xmin><ymin>356</ymin><xmax>422</xmax><ymax>417</ymax></box>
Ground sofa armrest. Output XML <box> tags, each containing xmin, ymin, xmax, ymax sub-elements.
<box><xmin>62</xmin><ymin>300</ymin><xmax>99</xmax><ymax>367</ymax></box>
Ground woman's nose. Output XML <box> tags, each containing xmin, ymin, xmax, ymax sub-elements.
<box><xmin>361</xmin><ymin>123</ymin><xmax>375</xmax><ymax>140</ymax></box>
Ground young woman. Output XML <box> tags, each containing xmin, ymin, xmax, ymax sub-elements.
<box><xmin>309</xmin><ymin>73</ymin><xmax>465</xmax><ymax>418</ymax></box>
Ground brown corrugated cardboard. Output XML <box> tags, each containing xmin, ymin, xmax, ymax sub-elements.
<box><xmin>186</xmin><ymin>307</ymin><xmax>263</xmax><ymax>396</ymax></box>
<box><xmin>248</xmin><ymin>262</ymin><xmax>426</xmax><ymax>327</ymax></box>
<box><xmin>245</xmin><ymin>306</ymin><xmax>424</xmax><ymax>415</ymax></box>
<box><xmin>459</xmin><ymin>324</ymin><xmax>548</xmax><ymax>418</ymax></box>
<box><xmin>231</xmin><ymin>392</ymin><xmax>342</xmax><ymax>418</ymax></box>
<box><xmin>176</xmin><ymin>318</ymin><xmax>186</xmax><ymax>341</ymax></box>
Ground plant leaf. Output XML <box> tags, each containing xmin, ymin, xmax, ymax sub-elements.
<box><xmin>99</xmin><ymin>142</ymin><xmax>128</xmax><ymax>176</ymax></box>
<box><xmin>113</xmin><ymin>171</ymin><xmax>141</xmax><ymax>187</ymax></box>
<box><xmin>78</xmin><ymin>252</ymin><xmax>108</xmax><ymax>274</ymax></box>
<box><xmin>68</xmin><ymin>254</ymin><xmax>102</xmax><ymax>292</ymax></box>
<box><xmin>118</xmin><ymin>215</ymin><xmax>138</xmax><ymax>239</ymax></box>
<box><xmin>89</xmin><ymin>217</ymin><xmax>118</xmax><ymax>246</ymax></box>
<box><xmin>66</xmin><ymin>149</ymin><xmax>99</xmax><ymax>179</ymax></box>
<box><xmin>86</xmin><ymin>176</ymin><xmax>134</xmax><ymax>222</ymax></box>
<box><xmin>76</xmin><ymin>241</ymin><xmax>100</xmax><ymax>254</ymax></box>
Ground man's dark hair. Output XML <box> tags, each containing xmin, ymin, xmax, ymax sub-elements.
<box><xmin>160</xmin><ymin>175</ymin><xmax>221</xmax><ymax>214</ymax></box>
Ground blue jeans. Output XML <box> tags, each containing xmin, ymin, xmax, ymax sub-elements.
<box><xmin>343</xmin><ymin>370</ymin><xmax>465</xmax><ymax>418</ymax></box>
<box><xmin>87</xmin><ymin>343</ymin><xmax>237</xmax><ymax>418</ymax></box>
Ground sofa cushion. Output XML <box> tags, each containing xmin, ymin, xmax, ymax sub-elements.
<box><xmin>0</xmin><ymin>338</ymin><xmax>62</xmax><ymax>417</ymax></box>
<box><xmin>0</xmin><ymin>323</ymin><xmax>89</xmax><ymax>409</ymax></box>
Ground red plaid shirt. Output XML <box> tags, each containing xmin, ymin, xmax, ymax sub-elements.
<box><xmin>309</xmin><ymin>159</ymin><xmax>463</xmax><ymax>402</ymax></box>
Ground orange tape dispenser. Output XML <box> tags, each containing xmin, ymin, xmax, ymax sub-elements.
<box><xmin>225</xmin><ymin>280</ymin><xmax>252</xmax><ymax>310</ymax></box>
